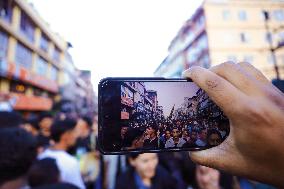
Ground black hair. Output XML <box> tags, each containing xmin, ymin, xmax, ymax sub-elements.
<box><xmin>81</xmin><ymin>116</ymin><xmax>93</xmax><ymax>128</ymax></box>
<box><xmin>32</xmin><ymin>183</ymin><xmax>80</xmax><ymax>189</ymax></box>
<box><xmin>28</xmin><ymin>158</ymin><xmax>60</xmax><ymax>187</ymax></box>
<box><xmin>50</xmin><ymin>119</ymin><xmax>77</xmax><ymax>142</ymax></box>
<box><xmin>0</xmin><ymin>111</ymin><xmax>23</xmax><ymax>128</ymax></box>
<box><xmin>0</xmin><ymin>127</ymin><xmax>37</xmax><ymax>185</ymax></box>
<box><xmin>128</xmin><ymin>152</ymin><xmax>142</xmax><ymax>160</ymax></box>
<box><xmin>25</xmin><ymin>117</ymin><xmax>40</xmax><ymax>130</ymax></box>
<box><xmin>39</xmin><ymin>112</ymin><xmax>53</xmax><ymax>122</ymax></box>
<box><xmin>124</xmin><ymin>128</ymin><xmax>144</xmax><ymax>147</ymax></box>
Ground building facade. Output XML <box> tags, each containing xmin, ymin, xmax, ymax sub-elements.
<box><xmin>154</xmin><ymin>0</ymin><xmax>284</xmax><ymax>80</ymax></box>
<box><xmin>0</xmin><ymin>0</ymin><xmax>96</xmax><ymax>115</ymax></box>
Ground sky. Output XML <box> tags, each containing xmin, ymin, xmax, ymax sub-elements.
<box><xmin>145</xmin><ymin>82</ymin><xmax>200</xmax><ymax>117</ymax></box>
<box><xmin>28</xmin><ymin>0</ymin><xmax>203</xmax><ymax>93</ymax></box>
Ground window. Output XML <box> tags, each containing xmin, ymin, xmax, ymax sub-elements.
<box><xmin>227</xmin><ymin>55</ymin><xmax>237</xmax><ymax>62</ymax></box>
<box><xmin>53</xmin><ymin>47</ymin><xmax>60</xmax><ymax>62</ymax></box>
<box><xmin>15</xmin><ymin>43</ymin><xmax>32</xmax><ymax>69</ymax></box>
<box><xmin>238</xmin><ymin>10</ymin><xmax>247</xmax><ymax>21</ymax></box>
<box><xmin>40</xmin><ymin>34</ymin><xmax>49</xmax><ymax>52</ymax></box>
<box><xmin>273</xmin><ymin>10</ymin><xmax>284</xmax><ymax>21</ymax></box>
<box><xmin>20</xmin><ymin>12</ymin><xmax>35</xmax><ymax>43</ymax></box>
<box><xmin>244</xmin><ymin>55</ymin><xmax>253</xmax><ymax>63</ymax></box>
<box><xmin>222</xmin><ymin>10</ymin><xmax>231</xmax><ymax>21</ymax></box>
<box><xmin>240</xmin><ymin>32</ymin><xmax>249</xmax><ymax>43</ymax></box>
<box><xmin>265</xmin><ymin>32</ymin><xmax>272</xmax><ymax>43</ymax></box>
<box><xmin>36</xmin><ymin>57</ymin><xmax>48</xmax><ymax>76</ymax></box>
<box><xmin>0</xmin><ymin>0</ymin><xmax>12</xmax><ymax>22</ymax></box>
<box><xmin>50</xmin><ymin>66</ymin><xmax>58</xmax><ymax>81</ymax></box>
<box><xmin>0</xmin><ymin>30</ymin><xmax>8</xmax><ymax>59</ymax></box>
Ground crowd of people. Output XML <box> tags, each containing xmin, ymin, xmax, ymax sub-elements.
<box><xmin>0</xmin><ymin>109</ymin><xmax>101</xmax><ymax>189</ymax></box>
<box><xmin>119</xmin><ymin>101</ymin><xmax>229</xmax><ymax>151</ymax></box>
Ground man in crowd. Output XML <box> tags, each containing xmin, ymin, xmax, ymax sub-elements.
<box><xmin>38</xmin><ymin>118</ymin><xmax>85</xmax><ymax>189</ymax></box>
<box><xmin>0</xmin><ymin>112</ymin><xmax>37</xmax><ymax>189</ymax></box>
<box><xmin>38</xmin><ymin>113</ymin><xmax>53</xmax><ymax>149</ymax></box>
<box><xmin>165</xmin><ymin>128</ymin><xmax>186</xmax><ymax>148</ymax></box>
<box><xmin>143</xmin><ymin>125</ymin><xmax>160</xmax><ymax>148</ymax></box>
<box><xmin>195</xmin><ymin>128</ymin><xmax>207</xmax><ymax>147</ymax></box>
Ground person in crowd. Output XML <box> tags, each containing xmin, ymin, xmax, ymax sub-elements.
<box><xmin>217</xmin><ymin>119</ymin><xmax>230</xmax><ymax>139</ymax></box>
<box><xmin>69</xmin><ymin>116</ymin><xmax>93</xmax><ymax>156</ymax></box>
<box><xmin>160</xmin><ymin>129</ymin><xmax>171</xmax><ymax>147</ymax></box>
<box><xmin>183</xmin><ymin>62</ymin><xmax>284</xmax><ymax>187</ymax></box>
<box><xmin>123</xmin><ymin>128</ymin><xmax>145</xmax><ymax>150</ymax></box>
<box><xmin>207</xmin><ymin>129</ymin><xmax>222</xmax><ymax>147</ymax></box>
<box><xmin>165</xmin><ymin>128</ymin><xmax>186</xmax><ymax>148</ymax></box>
<box><xmin>195</xmin><ymin>128</ymin><xmax>207</xmax><ymax>147</ymax></box>
<box><xmin>38</xmin><ymin>118</ymin><xmax>85</xmax><ymax>189</ymax></box>
<box><xmin>38</xmin><ymin>113</ymin><xmax>53</xmax><ymax>149</ymax></box>
<box><xmin>28</xmin><ymin>158</ymin><xmax>60</xmax><ymax>187</ymax></box>
<box><xmin>0</xmin><ymin>115</ymin><xmax>37</xmax><ymax>189</ymax></box>
<box><xmin>182</xmin><ymin>129</ymin><xmax>190</xmax><ymax>142</ymax></box>
<box><xmin>143</xmin><ymin>125</ymin><xmax>160</xmax><ymax>148</ymax></box>
<box><xmin>115</xmin><ymin>153</ymin><xmax>177</xmax><ymax>189</ymax></box>
<box><xmin>0</xmin><ymin>111</ymin><xmax>23</xmax><ymax>128</ymax></box>
<box><xmin>23</xmin><ymin>117</ymin><xmax>40</xmax><ymax>136</ymax></box>
<box><xmin>182</xmin><ymin>130</ymin><xmax>198</xmax><ymax>148</ymax></box>
<box><xmin>192</xmin><ymin>165</ymin><xmax>237</xmax><ymax>189</ymax></box>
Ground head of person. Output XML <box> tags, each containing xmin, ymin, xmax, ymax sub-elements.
<box><xmin>172</xmin><ymin>128</ymin><xmax>180</xmax><ymax>139</ymax></box>
<box><xmin>124</xmin><ymin>128</ymin><xmax>145</xmax><ymax>149</ymax></box>
<box><xmin>199</xmin><ymin>128</ymin><xmax>207</xmax><ymax>141</ymax></box>
<box><xmin>128</xmin><ymin>153</ymin><xmax>158</xmax><ymax>180</ymax></box>
<box><xmin>23</xmin><ymin>117</ymin><xmax>40</xmax><ymax>136</ymax></box>
<box><xmin>0</xmin><ymin>111</ymin><xmax>23</xmax><ymax>129</ymax></box>
<box><xmin>182</xmin><ymin>130</ymin><xmax>189</xmax><ymax>138</ymax></box>
<box><xmin>190</xmin><ymin>131</ymin><xmax>198</xmax><ymax>142</ymax></box>
<box><xmin>50</xmin><ymin>118</ymin><xmax>78</xmax><ymax>148</ymax></box>
<box><xmin>207</xmin><ymin>129</ymin><xmax>222</xmax><ymax>147</ymax></box>
<box><xmin>28</xmin><ymin>158</ymin><xmax>60</xmax><ymax>187</ymax></box>
<box><xmin>195</xmin><ymin>165</ymin><xmax>220</xmax><ymax>189</ymax></box>
<box><xmin>164</xmin><ymin>129</ymin><xmax>171</xmax><ymax>140</ymax></box>
<box><xmin>0</xmin><ymin>127</ymin><xmax>37</xmax><ymax>188</ymax></box>
<box><xmin>39</xmin><ymin>113</ymin><xmax>53</xmax><ymax>135</ymax></box>
<box><xmin>146</xmin><ymin>125</ymin><xmax>157</xmax><ymax>137</ymax></box>
<box><xmin>120</xmin><ymin>125</ymin><xmax>129</xmax><ymax>139</ymax></box>
<box><xmin>76</xmin><ymin>116</ymin><xmax>93</xmax><ymax>138</ymax></box>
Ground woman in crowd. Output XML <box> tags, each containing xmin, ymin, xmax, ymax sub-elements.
<box><xmin>115</xmin><ymin>153</ymin><xmax>176</xmax><ymax>189</ymax></box>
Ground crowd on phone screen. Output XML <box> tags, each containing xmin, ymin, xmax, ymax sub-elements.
<box><xmin>119</xmin><ymin>107</ymin><xmax>229</xmax><ymax>151</ymax></box>
<box><xmin>0</xmin><ymin>110</ymin><xmax>276</xmax><ymax>189</ymax></box>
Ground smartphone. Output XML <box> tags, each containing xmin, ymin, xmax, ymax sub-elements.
<box><xmin>98</xmin><ymin>77</ymin><xmax>229</xmax><ymax>154</ymax></box>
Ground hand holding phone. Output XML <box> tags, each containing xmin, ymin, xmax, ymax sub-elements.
<box><xmin>98</xmin><ymin>78</ymin><xmax>229</xmax><ymax>154</ymax></box>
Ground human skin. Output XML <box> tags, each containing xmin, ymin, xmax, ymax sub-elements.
<box><xmin>183</xmin><ymin>62</ymin><xmax>284</xmax><ymax>187</ymax></box>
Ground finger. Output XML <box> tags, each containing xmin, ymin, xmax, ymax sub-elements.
<box><xmin>237</xmin><ymin>62</ymin><xmax>270</xmax><ymax>84</ymax></box>
<box><xmin>183</xmin><ymin>66</ymin><xmax>247</xmax><ymax>116</ymax></box>
<box><xmin>210</xmin><ymin>62</ymin><xmax>262</xmax><ymax>96</ymax></box>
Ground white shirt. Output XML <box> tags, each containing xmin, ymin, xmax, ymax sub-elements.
<box><xmin>38</xmin><ymin>149</ymin><xmax>85</xmax><ymax>189</ymax></box>
<box><xmin>165</xmin><ymin>137</ymin><xmax>186</xmax><ymax>148</ymax></box>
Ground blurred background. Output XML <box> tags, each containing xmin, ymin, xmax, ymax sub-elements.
<box><xmin>0</xmin><ymin>0</ymin><xmax>283</xmax><ymax>189</ymax></box>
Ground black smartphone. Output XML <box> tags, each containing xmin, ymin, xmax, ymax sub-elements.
<box><xmin>98</xmin><ymin>77</ymin><xmax>229</xmax><ymax>154</ymax></box>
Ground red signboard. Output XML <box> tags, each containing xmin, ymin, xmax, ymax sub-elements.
<box><xmin>121</xmin><ymin>96</ymin><xmax>133</xmax><ymax>107</ymax></box>
<box><xmin>12</xmin><ymin>93</ymin><xmax>52</xmax><ymax>111</ymax></box>
<box><xmin>121</xmin><ymin>111</ymin><xmax>129</xmax><ymax>119</ymax></box>
<box><xmin>6</xmin><ymin>62</ymin><xmax>58</xmax><ymax>93</ymax></box>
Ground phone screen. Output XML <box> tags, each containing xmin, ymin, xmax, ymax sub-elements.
<box><xmin>99</xmin><ymin>78</ymin><xmax>229</xmax><ymax>154</ymax></box>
